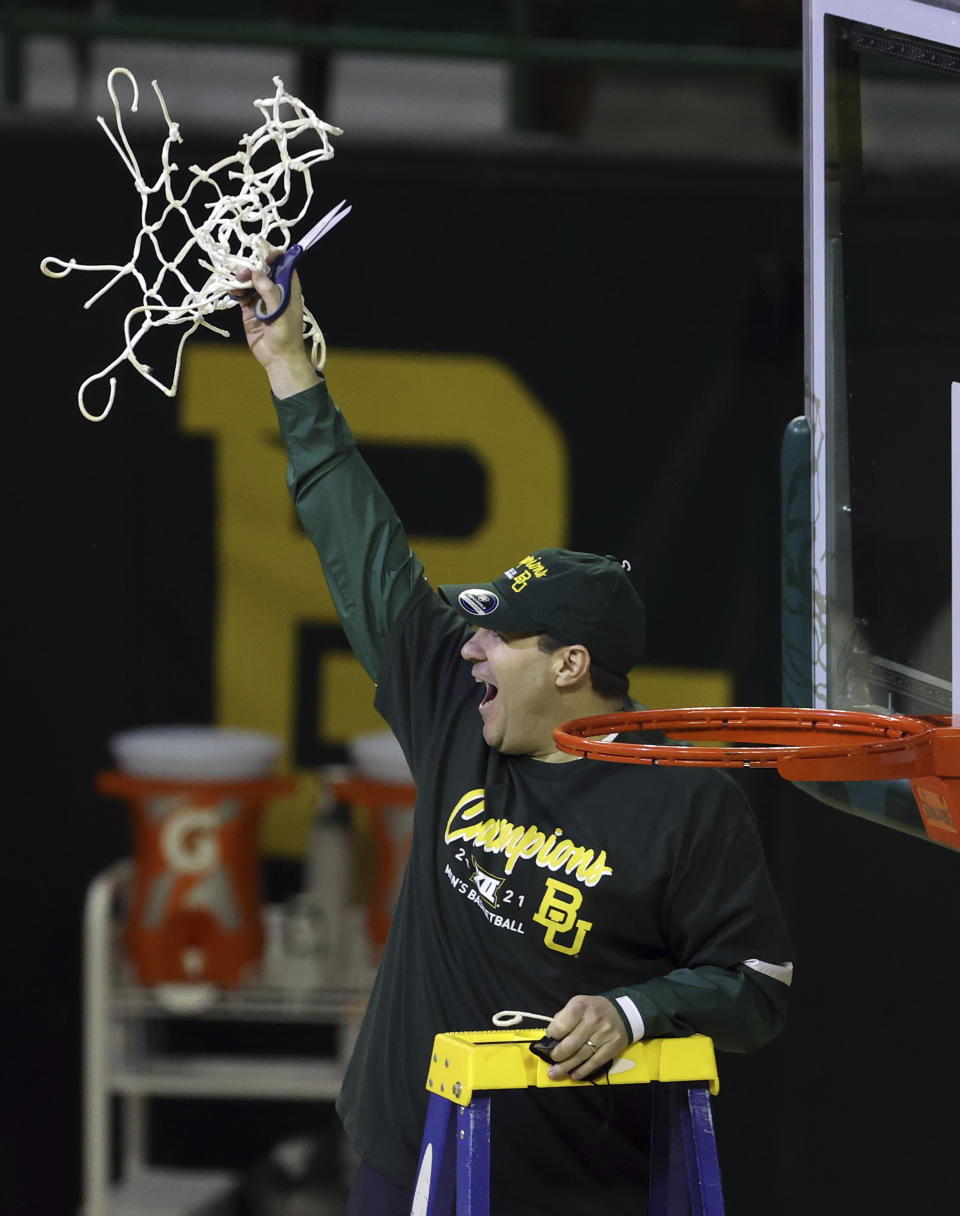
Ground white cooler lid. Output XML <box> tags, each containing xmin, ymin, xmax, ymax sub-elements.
<box><xmin>109</xmin><ymin>726</ymin><xmax>283</xmax><ymax>781</ymax></box>
<box><xmin>346</xmin><ymin>729</ymin><xmax>413</xmax><ymax>784</ymax></box>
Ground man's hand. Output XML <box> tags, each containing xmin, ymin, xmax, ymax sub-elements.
<box><xmin>234</xmin><ymin>254</ymin><xmax>318</xmax><ymax>398</ymax></box>
<box><xmin>542</xmin><ymin>994</ymin><xmax>630</xmax><ymax>1081</ymax></box>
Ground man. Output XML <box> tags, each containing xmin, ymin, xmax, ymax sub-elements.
<box><xmin>236</xmin><ymin>262</ymin><xmax>794</xmax><ymax>1215</ymax></box>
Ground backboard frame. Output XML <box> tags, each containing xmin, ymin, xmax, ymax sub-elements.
<box><xmin>804</xmin><ymin>0</ymin><xmax>959</xmax><ymax>718</ymax></box>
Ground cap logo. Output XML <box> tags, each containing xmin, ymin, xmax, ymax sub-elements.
<box><xmin>458</xmin><ymin>589</ymin><xmax>500</xmax><ymax>616</ymax></box>
<box><xmin>509</xmin><ymin>553</ymin><xmax>549</xmax><ymax>593</ymax></box>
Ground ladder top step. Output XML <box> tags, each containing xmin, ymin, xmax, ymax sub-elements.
<box><xmin>425</xmin><ymin>1030</ymin><xmax>718</xmax><ymax>1106</ymax></box>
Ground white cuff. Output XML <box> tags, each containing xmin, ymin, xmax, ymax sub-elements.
<box><xmin>615</xmin><ymin>994</ymin><xmax>645</xmax><ymax>1042</ymax></box>
<box><xmin>743</xmin><ymin>958</ymin><xmax>794</xmax><ymax>986</ymax></box>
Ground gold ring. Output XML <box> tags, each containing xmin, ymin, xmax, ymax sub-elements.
<box><xmin>586</xmin><ymin>1039</ymin><xmax>598</xmax><ymax>1051</ymax></box>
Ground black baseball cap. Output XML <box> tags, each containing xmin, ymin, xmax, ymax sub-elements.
<box><xmin>438</xmin><ymin>548</ymin><xmax>645</xmax><ymax>676</ymax></box>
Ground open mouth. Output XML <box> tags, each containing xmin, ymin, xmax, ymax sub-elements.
<box><xmin>479</xmin><ymin>682</ymin><xmax>499</xmax><ymax>708</ymax></box>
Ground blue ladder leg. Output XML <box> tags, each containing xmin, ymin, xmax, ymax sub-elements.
<box><xmin>456</xmin><ymin>1096</ymin><xmax>491</xmax><ymax>1216</ymax></box>
<box><xmin>682</xmin><ymin>1085</ymin><xmax>725</xmax><ymax>1216</ymax></box>
<box><xmin>411</xmin><ymin>1092</ymin><xmax>457</xmax><ymax>1215</ymax></box>
<box><xmin>650</xmin><ymin>1082</ymin><xmax>726</xmax><ymax>1216</ymax></box>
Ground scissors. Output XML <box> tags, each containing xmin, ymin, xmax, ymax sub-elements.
<box><xmin>255</xmin><ymin>198</ymin><xmax>352</xmax><ymax>322</ymax></box>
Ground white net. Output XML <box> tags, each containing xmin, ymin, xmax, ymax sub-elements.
<box><xmin>41</xmin><ymin>68</ymin><xmax>344</xmax><ymax>422</ymax></box>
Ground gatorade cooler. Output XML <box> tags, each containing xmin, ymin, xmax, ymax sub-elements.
<box><xmin>99</xmin><ymin>726</ymin><xmax>294</xmax><ymax>987</ymax></box>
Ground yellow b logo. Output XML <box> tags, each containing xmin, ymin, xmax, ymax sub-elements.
<box><xmin>533</xmin><ymin>878</ymin><xmax>593</xmax><ymax>956</ymax></box>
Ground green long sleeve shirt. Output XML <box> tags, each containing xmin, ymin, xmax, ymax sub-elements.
<box><xmin>272</xmin><ymin>378</ymin><xmax>793</xmax><ymax>1212</ymax></box>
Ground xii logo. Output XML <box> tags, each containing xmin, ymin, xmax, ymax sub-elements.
<box><xmin>471</xmin><ymin>858</ymin><xmax>504</xmax><ymax>907</ymax></box>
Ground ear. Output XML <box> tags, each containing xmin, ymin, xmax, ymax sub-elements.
<box><xmin>553</xmin><ymin>644</ymin><xmax>592</xmax><ymax>689</ymax></box>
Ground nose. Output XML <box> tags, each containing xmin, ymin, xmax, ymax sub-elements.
<box><xmin>461</xmin><ymin>629</ymin><xmax>489</xmax><ymax>662</ymax></box>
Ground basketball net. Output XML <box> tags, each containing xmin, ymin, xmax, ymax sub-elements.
<box><xmin>41</xmin><ymin>68</ymin><xmax>344</xmax><ymax>421</ymax></box>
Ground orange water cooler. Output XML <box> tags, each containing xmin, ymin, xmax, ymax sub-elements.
<box><xmin>99</xmin><ymin>726</ymin><xmax>293</xmax><ymax>987</ymax></box>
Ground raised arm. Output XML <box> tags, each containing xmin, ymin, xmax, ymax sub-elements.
<box><xmin>237</xmin><ymin>260</ymin><xmax>320</xmax><ymax>398</ymax></box>
<box><xmin>237</xmin><ymin>261</ymin><xmax>424</xmax><ymax>682</ymax></box>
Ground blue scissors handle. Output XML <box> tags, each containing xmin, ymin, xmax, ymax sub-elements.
<box><xmin>255</xmin><ymin>244</ymin><xmax>304</xmax><ymax>323</ymax></box>
<box><xmin>254</xmin><ymin>198</ymin><xmax>351</xmax><ymax>324</ymax></box>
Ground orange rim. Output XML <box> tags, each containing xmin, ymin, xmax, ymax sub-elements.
<box><xmin>553</xmin><ymin>706</ymin><xmax>941</xmax><ymax>772</ymax></box>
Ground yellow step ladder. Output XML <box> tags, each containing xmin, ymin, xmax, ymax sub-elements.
<box><xmin>411</xmin><ymin>1030</ymin><xmax>724</xmax><ymax>1214</ymax></box>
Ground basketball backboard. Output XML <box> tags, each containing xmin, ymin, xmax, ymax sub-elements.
<box><xmin>784</xmin><ymin>0</ymin><xmax>960</xmax><ymax>839</ymax></box>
